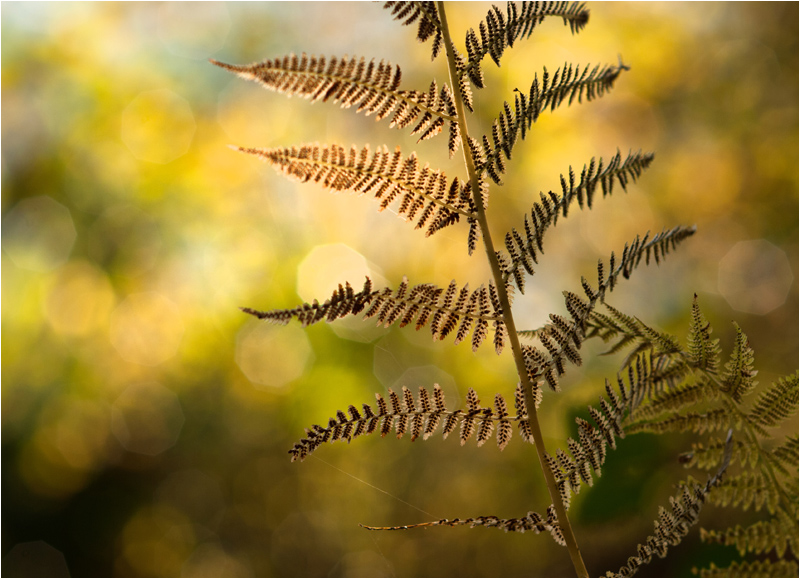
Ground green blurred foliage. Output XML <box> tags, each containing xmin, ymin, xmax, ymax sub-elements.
<box><xmin>2</xmin><ymin>2</ymin><xmax>797</xmax><ymax>577</ymax></box>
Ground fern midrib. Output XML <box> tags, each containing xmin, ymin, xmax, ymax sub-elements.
<box><xmin>271</xmin><ymin>151</ymin><xmax>476</xmax><ymax>219</ymax></box>
<box><xmin>436</xmin><ymin>3</ymin><xmax>590</xmax><ymax>577</ymax></box>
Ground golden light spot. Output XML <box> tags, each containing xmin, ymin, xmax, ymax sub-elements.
<box><xmin>665</xmin><ymin>142</ymin><xmax>742</xmax><ymax>217</ymax></box>
<box><xmin>235</xmin><ymin>323</ymin><xmax>312</xmax><ymax>390</ymax></box>
<box><xmin>121</xmin><ymin>89</ymin><xmax>195</xmax><ymax>164</ymax></box>
<box><xmin>43</xmin><ymin>260</ymin><xmax>115</xmax><ymax>336</ymax></box>
<box><xmin>718</xmin><ymin>239</ymin><xmax>794</xmax><ymax>315</ymax></box>
<box><xmin>182</xmin><ymin>543</ymin><xmax>251</xmax><ymax>578</ymax></box>
<box><xmin>117</xmin><ymin>504</ymin><xmax>195</xmax><ymax>577</ymax></box>
<box><xmin>111</xmin><ymin>382</ymin><xmax>184</xmax><ymax>455</ymax></box>
<box><xmin>297</xmin><ymin>243</ymin><xmax>389</xmax><ymax>342</ymax></box>
<box><xmin>109</xmin><ymin>292</ymin><xmax>184</xmax><ymax>366</ymax></box>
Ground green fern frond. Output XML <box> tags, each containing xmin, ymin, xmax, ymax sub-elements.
<box><xmin>693</xmin><ymin>559</ymin><xmax>799</xmax><ymax>578</ymax></box>
<box><xmin>721</xmin><ymin>323</ymin><xmax>758</xmax><ymax>403</ymax></box>
<box><xmin>700</xmin><ymin>516</ymin><xmax>795</xmax><ymax>558</ymax></box>
<box><xmin>212</xmin><ymin>54</ymin><xmax>460</xmax><ymax>153</ymax></box>
<box><xmin>237</xmin><ymin>143</ymin><xmax>475</xmax><ymax>234</ymax></box>
<box><xmin>243</xmin><ymin>276</ymin><xmax>507</xmax><ymax>352</ymax></box>
<box><xmin>748</xmin><ymin>372</ymin><xmax>799</xmax><ymax>429</ymax></box>
<box><xmin>288</xmin><ymin>383</ymin><xmax>529</xmax><ymax>461</ymax></box>
<box><xmin>679</xmin><ymin>436</ymin><xmax>760</xmax><ymax>471</ymax></box>
<box><xmin>627</xmin><ymin>407</ymin><xmax>731</xmax><ymax>436</ymax></box>
<box><xmin>382</xmin><ymin>1</ymin><xmax>443</xmax><ymax>60</ymax></box>
<box><xmin>362</xmin><ymin>504</ymin><xmax>566</xmax><ymax>546</ymax></box>
<box><xmin>770</xmin><ymin>435</ymin><xmax>799</xmax><ymax>472</ymax></box>
<box><xmin>687</xmin><ymin>294</ymin><xmax>721</xmax><ymax>372</ymax></box>
<box><xmin>631</xmin><ymin>379</ymin><xmax>719</xmax><ymax>422</ymax></box>
<box><xmin>709</xmin><ymin>470</ymin><xmax>779</xmax><ymax>513</ymax></box>
<box><xmin>606</xmin><ymin>434</ymin><xmax>732</xmax><ymax>578</ymax></box>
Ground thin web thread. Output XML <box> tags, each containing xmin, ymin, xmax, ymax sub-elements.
<box><xmin>310</xmin><ymin>454</ymin><xmax>438</xmax><ymax>519</ymax></box>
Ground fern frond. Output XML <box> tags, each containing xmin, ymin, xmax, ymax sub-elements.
<box><xmin>244</xmin><ymin>276</ymin><xmax>507</xmax><ymax>352</ymax></box>
<box><xmin>720</xmin><ymin>323</ymin><xmax>758</xmax><ymax>403</ymax></box>
<box><xmin>709</xmin><ymin>470</ymin><xmax>780</xmax><ymax>513</ymax></box>
<box><xmin>382</xmin><ymin>1</ymin><xmax>443</xmax><ymax>60</ymax></box>
<box><xmin>287</xmin><ymin>384</ymin><xmax>526</xmax><ymax>461</ymax></box>
<box><xmin>241</xmin><ymin>277</ymin><xmax>377</xmax><ymax>326</ymax></box>
<box><xmin>459</xmin><ymin>2</ymin><xmax>590</xmax><ymax>92</ymax></box>
<box><xmin>627</xmin><ymin>408</ymin><xmax>730</xmax><ymax>436</ymax></box>
<box><xmin>693</xmin><ymin>559</ymin><xmax>799</xmax><ymax>578</ymax></box>
<box><xmin>237</xmin><ymin>143</ymin><xmax>475</xmax><ymax>234</ymax></box>
<box><xmin>700</xmin><ymin>516</ymin><xmax>795</xmax><ymax>558</ymax></box>
<box><xmin>678</xmin><ymin>436</ymin><xmax>759</xmax><ymax>471</ymax></box>
<box><xmin>212</xmin><ymin>54</ymin><xmax>459</xmax><ymax>152</ymax></box>
<box><xmin>748</xmin><ymin>372</ymin><xmax>799</xmax><ymax>429</ymax></box>
<box><xmin>498</xmin><ymin>152</ymin><xmax>656</xmax><ymax>290</ymax></box>
<box><xmin>631</xmin><ymin>379</ymin><xmax>719</xmax><ymax>422</ymax></box>
<box><xmin>687</xmin><ymin>294</ymin><xmax>721</xmax><ymax>372</ymax></box>
<box><xmin>606</xmin><ymin>434</ymin><xmax>732</xmax><ymax>578</ymax></box>
<box><xmin>362</xmin><ymin>504</ymin><xmax>565</xmax><ymax>546</ymax></box>
<box><xmin>480</xmin><ymin>73</ymin><xmax>635</xmax><ymax>183</ymax></box>
<box><xmin>524</xmin><ymin>226</ymin><xmax>695</xmax><ymax>389</ymax></box>
<box><xmin>770</xmin><ymin>435</ymin><xmax>799</xmax><ymax>473</ymax></box>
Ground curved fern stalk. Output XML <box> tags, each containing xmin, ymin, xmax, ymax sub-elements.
<box><xmin>237</xmin><ymin>143</ymin><xmax>476</xmax><ymax>235</ymax></box>
<box><xmin>459</xmin><ymin>1</ymin><xmax>590</xmax><ymax>90</ymax></box>
<box><xmin>242</xmin><ymin>275</ymin><xmax>508</xmax><ymax>353</ymax></box>
<box><xmin>499</xmin><ymin>151</ymin><xmax>656</xmax><ymax>292</ymax></box>
<box><xmin>211</xmin><ymin>54</ymin><xmax>461</xmax><ymax>155</ymax></box>
<box><xmin>604</xmin><ymin>431</ymin><xmax>734</xmax><ymax>578</ymax></box>
<box><xmin>477</xmin><ymin>63</ymin><xmax>631</xmax><ymax>183</ymax></box>
<box><xmin>288</xmin><ymin>383</ymin><xmax>536</xmax><ymax>461</ymax></box>
<box><xmin>522</xmin><ymin>225</ymin><xmax>696</xmax><ymax>391</ymax></box>
<box><xmin>362</xmin><ymin>504</ymin><xmax>566</xmax><ymax>547</ymax></box>
<box><xmin>382</xmin><ymin>1</ymin><xmax>443</xmax><ymax>60</ymax></box>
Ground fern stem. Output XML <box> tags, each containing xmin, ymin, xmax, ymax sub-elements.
<box><xmin>435</xmin><ymin>3</ymin><xmax>589</xmax><ymax>577</ymax></box>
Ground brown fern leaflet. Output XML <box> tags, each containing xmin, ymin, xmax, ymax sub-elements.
<box><xmin>237</xmin><ymin>143</ymin><xmax>475</xmax><ymax>235</ymax></box>
<box><xmin>287</xmin><ymin>383</ymin><xmax>540</xmax><ymax>462</ymax></box>
<box><xmin>362</xmin><ymin>504</ymin><xmax>565</xmax><ymax>547</ymax></box>
<box><xmin>242</xmin><ymin>276</ymin><xmax>508</xmax><ymax>352</ymax></box>
<box><xmin>211</xmin><ymin>54</ymin><xmax>460</xmax><ymax>154</ymax></box>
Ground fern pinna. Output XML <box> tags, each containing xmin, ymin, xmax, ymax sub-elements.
<box><xmin>214</xmin><ymin>2</ymin><xmax>797</xmax><ymax>577</ymax></box>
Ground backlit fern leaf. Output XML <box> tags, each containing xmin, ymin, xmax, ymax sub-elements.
<box><xmin>212</xmin><ymin>54</ymin><xmax>459</xmax><ymax>152</ymax></box>
<box><xmin>747</xmin><ymin>371</ymin><xmax>799</xmax><ymax>429</ymax></box>
<box><xmin>382</xmin><ymin>1</ymin><xmax>444</xmax><ymax>60</ymax></box>
<box><xmin>238</xmin><ymin>144</ymin><xmax>474</xmax><ymax>235</ymax></box>
<box><xmin>687</xmin><ymin>293</ymin><xmax>721</xmax><ymax>372</ymax></box>
<box><xmin>694</xmin><ymin>559</ymin><xmax>799</xmax><ymax>578</ymax></box>
<box><xmin>362</xmin><ymin>504</ymin><xmax>565</xmax><ymax>547</ymax></box>
<box><xmin>244</xmin><ymin>276</ymin><xmax>507</xmax><ymax>352</ymax></box>
<box><xmin>721</xmin><ymin>323</ymin><xmax>758</xmax><ymax>403</ymax></box>
<box><xmin>479</xmin><ymin>72</ymin><xmax>634</xmax><ymax>183</ymax></box>
<box><xmin>498</xmin><ymin>152</ymin><xmax>656</xmax><ymax>291</ymax></box>
<box><xmin>523</xmin><ymin>227</ymin><xmax>695</xmax><ymax>389</ymax></box>
<box><xmin>700</xmin><ymin>516</ymin><xmax>796</xmax><ymax>558</ymax></box>
<box><xmin>605</xmin><ymin>434</ymin><xmax>732</xmax><ymax>578</ymax></box>
<box><xmin>288</xmin><ymin>384</ymin><xmax>527</xmax><ymax>461</ymax></box>
<box><xmin>458</xmin><ymin>1</ymin><xmax>589</xmax><ymax>90</ymax></box>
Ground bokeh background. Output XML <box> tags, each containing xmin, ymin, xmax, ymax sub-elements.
<box><xmin>2</xmin><ymin>2</ymin><xmax>797</xmax><ymax>577</ymax></box>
